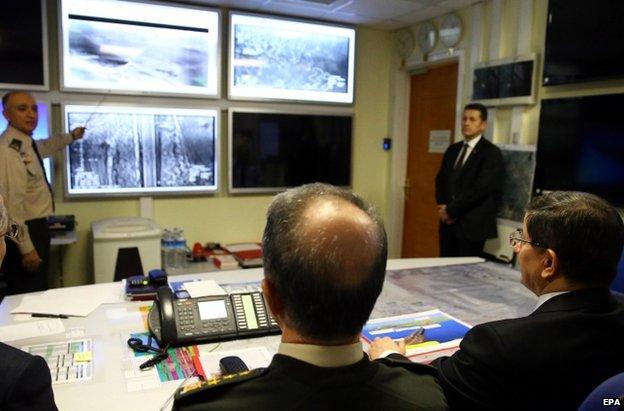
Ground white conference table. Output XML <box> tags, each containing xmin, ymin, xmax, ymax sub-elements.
<box><xmin>0</xmin><ymin>257</ymin><xmax>534</xmax><ymax>411</ymax></box>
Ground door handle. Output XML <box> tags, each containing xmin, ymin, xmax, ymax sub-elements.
<box><xmin>403</xmin><ymin>177</ymin><xmax>411</xmax><ymax>201</ymax></box>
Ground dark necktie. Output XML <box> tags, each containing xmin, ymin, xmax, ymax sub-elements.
<box><xmin>31</xmin><ymin>139</ymin><xmax>55</xmax><ymax>211</ymax></box>
<box><xmin>454</xmin><ymin>143</ymin><xmax>469</xmax><ymax>170</ymax></box>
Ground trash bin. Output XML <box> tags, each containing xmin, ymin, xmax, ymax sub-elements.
<box><xmin>92</xmin><ymin>217</ymin><xmax>161</xmax><ymax>283</ymax></box>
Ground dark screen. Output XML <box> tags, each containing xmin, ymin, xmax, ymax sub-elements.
<box><xmin>534</xmin><ymin>94</ymin><xmax>624</xmax><ymax>206</ymax></box>
<box><xmin>0</xmin><ymin>0</ymin><xmax>45</xmax><ymax>86</ymax></box>
<box><xmin>499</xmin><ymin>61</ymin><xmax>533</xmax><ymax>98</ymax></box>
<box><xmin>473</xmin><ymin>66</ymin><xmax>499</xmax><ymax>100</ymax></box>
<box><xmin>231</xmin><ymin>112</ymin><xmax>352</xmax><ymax>190</ymax></box>
<box><xmin>543</xmin><ymin>0</ymin><xmax>624</xmax><ymax>86</ymax></box>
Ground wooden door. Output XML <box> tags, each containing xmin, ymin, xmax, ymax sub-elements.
<box><xmin>401</xmin><ymin>62</ymin><xmax>458</xmax><ymax>257</ymax></box>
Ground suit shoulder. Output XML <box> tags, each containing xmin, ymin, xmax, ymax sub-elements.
<box><xmin>376</xmin><ymin>354</ymin><xmax>439</xmax><ymax>377</ymax></box>
<box><xmin>174</xmin><ymin>368</ymin><xmax>267</xmax><ymax>409</ymax></box>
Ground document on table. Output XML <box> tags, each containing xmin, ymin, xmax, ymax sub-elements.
<box><xmin>22</xmin><ymin>339</ymin><xmax>93</xmax><ymax>384</ymax></box>
<box><xmin>184</xmin><ymin>280</ymin><xmax>227</xmax><ymax>298</ymax></box>
<box><xmin>0</xmin><ymin>319</ymin><xmax>65</xmax><ymax>343</ymax></box>
<box><xmin>11</xmin><ymin>282</ymin><xmax>124</xmax><ymax>317</ymax></box>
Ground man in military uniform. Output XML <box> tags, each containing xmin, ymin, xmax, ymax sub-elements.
<box><xmin>173</xmin><ymin>183</ymin><xmax>447</xmax><ymax>410</ymax></box>
<box><xmin>0</xmin><ymin>91</ymin><xmax>84</xmax><ymax>294</ymax></box>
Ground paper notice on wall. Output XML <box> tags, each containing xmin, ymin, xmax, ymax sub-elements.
<box><xmin>428</xmin><ymin>130</ymin><xmax>451</xmax><ymax>153</ymax></box>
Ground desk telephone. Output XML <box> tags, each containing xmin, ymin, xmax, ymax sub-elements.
<box><xmin>148</xmin><ymin>286</ymin><xmax>280</xmax><ymax>345</ymax></box>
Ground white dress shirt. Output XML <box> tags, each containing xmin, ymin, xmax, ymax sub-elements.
<box><xmin>278</xmin><ymin>341</ymin><xmax>364</xmax><ymax>367</ymax></box>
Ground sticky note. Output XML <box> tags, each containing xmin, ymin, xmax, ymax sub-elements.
<box><xmin>74</xmin><ymin>351</ymin><xmax>92</xmax><ymax>362</ymax></box>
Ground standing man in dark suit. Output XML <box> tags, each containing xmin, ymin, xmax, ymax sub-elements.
<box><xmin>0</xmin><ymin>194</ymin><xmax>58</xmax><ymax>411</ymax></box>
<box><xmin>173</xmin><ymin>183</ymin><xmax>447</xmax><ymax>411</ymax></box>
<box><xmin>435</xmin><ymin>103</ymin><xmax>503</xmax><ymax>257</ymax></box>
<box><xmin>370</xmin><ymin>191</ymin><xmax>624</xmax><ymax>410</ymax></box>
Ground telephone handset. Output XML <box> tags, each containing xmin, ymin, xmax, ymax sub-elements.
<box><xmin>148</xmin><ymin>286</ymin><xmax>280</xmax><ymax>346</ymax></box>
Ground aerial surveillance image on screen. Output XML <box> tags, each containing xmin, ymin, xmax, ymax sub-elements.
<box><xmin>60</xmin><ymin>0</ymin><xmax>219</xmax><ymax>96</ymax></box>
<box><xmin>230</xmin><ymin>13</ymin><xmax>355</xmax><ymax>103</ymax></box>
<box><xmin>64</xmin><ymin>105</ymin><xmax>218</xmax><ymax>196</ymax></box>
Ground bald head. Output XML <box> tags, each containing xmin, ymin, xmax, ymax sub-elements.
<box><xmin>263</xmin><ymin>183</ymin><xmax>387</xmax><ymax>342</ymax></box>
<box><xmin>299</xmin><ymin>196</ymin><xmax>379</xmax><ymax>285</ymax></box>
<box><xmin>2</xmin><ymin>91</ymin><xmax>39</xmax><ymax>135</ymax></box>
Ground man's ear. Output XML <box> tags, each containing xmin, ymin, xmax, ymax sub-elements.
<box><xmin>261</xmin><ymin>278</ymin><xmax>284</xmax><ymax>321</ymax></box>
<box><xmin>541</xmin><ymin>249</ymin><xmax>560</xmax><ymax>281</ymax></box>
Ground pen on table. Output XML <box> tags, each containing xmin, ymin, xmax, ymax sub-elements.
<box><xmin>404</xmin><ymin>327</ymin><xmax>426</xmax><ymax>345</ymax></box>
<box><xmin>31</xmin><ymin>313</ymin><xmax>70</xmax><ymax>319</ymax></box>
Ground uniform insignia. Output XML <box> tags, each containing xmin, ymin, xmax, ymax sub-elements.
<box><xmin>8</xmin><ymin>139</ymin><xmax>22</xmax><ymax>152</ymax></box>
<box><xmin>174</xmin><ymin>368</ymin><xmax>266</xmax><ymax>404</ymax></box>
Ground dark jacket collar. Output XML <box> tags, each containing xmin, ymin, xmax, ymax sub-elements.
<box><xmin>532</xmin><ymin>287</ymin><xmax>617</xmax><ymax>315</ymax></box>
<box><xmin>268</xmin><ymin>353</ymin><xmax>378</xmax><ymax>386</ymax></box>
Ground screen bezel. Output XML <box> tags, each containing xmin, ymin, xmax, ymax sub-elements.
<box><xmin>471</xmin><ymin>53</ymin><xmax>536</xmax><ymax>106</ymax></box>
<box><xmin>61</xmin><ymin>101</ymin><xmax>220</xmax><ymax>198</ymax></box>
<box><xmin>228</xmin><ymin>11</ymin><xmax>356</xmax><ymax>105</ymax></box>
<box><xmin>227</xmin><ymin>106</ymin><xmax>354</xmax><ymax>194</ymax></box>
<box><xmin>57</xmin><ymin>0</ymin><xmax>221</xmax><ymax>98</ymax></box>
<box><xmin>0</xmin><ymin>0</ymin><xmax>50</xmax><ymax>91</ymax></box>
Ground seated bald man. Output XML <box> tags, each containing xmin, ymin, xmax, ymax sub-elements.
<box><xmin>173</xmin><ymin>183</ymin><xmax>447</xmax><ymax>411</ymax></box>
<box><xmin>0</xmin><ymin>195</ymin><xmax>58</xmax><ymax>411</ymax></box>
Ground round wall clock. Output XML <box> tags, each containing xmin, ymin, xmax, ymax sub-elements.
<box><xmin>440</xmin><ymin>13</ymin><xmax>463</xmax><ymax>48</ymax></box>
<box><xmin>417</xmin><ymin>21</ymin><xmax>437</xmax><ymax>54</ymax></box>
<box><xmin>395</xmin><ymin>29</ymin><xmax>415</xmax><ymax>59</ymax></box>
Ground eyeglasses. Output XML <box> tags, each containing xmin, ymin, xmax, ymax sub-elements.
<box><xmin>508</xmin><ymin>228</ymin><xmax>546</xmax><ymax>249</ymax></box>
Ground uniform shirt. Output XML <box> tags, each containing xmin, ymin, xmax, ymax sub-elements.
<box><xmin>0</xmin><ymin>126</ymin><xmax>73</xmax><ymax>254</ymax></box>
<box><xmin>278</xmin><ymin>341</ymin><xmax>363</xmax><ymax>367</ymax></box>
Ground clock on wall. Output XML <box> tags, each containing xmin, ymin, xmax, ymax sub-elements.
<box><xmin>440</xmin><ymin>13</ymin><xmax>463</xmax><ymax>48</ymax></box>
<box><xmin>394</xmin><ymin>29</ymin><xmax>415</xmax><ymax>59</ymax></box>
<box><xmin>417</xmin><ymin>21</ymin><xmax>437</xmax><ymax>54</ymax></box>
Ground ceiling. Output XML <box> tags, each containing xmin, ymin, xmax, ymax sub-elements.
<box><xmin>173</xmin><ymin>0</ymin><xmax>481</xmax><ymax>30</ymax></box>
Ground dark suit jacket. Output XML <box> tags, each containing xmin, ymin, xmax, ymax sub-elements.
<box><xmin>0</xmin><ymin>342</ymin><xmax>57</xmax><ymax>411</ymax></box>
<box><xmin>434</xmin><ymin>287</ymin><xmax>624</xmax><ymax>410</ymax></box>
<box><xmin>174</xmin><ymin>353</ymin><xmax>448</xmax><ymax>410</ymax></box>
<box><xmin>435</xmin><ymin>137</ymin><xmax>504</xmax><ymax>242</ymax></box>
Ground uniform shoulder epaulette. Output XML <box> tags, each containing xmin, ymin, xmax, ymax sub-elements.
<box><xmin>376</xmin><ymin>355</ymin><xmax>438</xmax><ymax>377</ymax></box>
<box><xmin>8</xmin><ymin>139</ymin><xmax>22</xmax><ymax>152</ymax></box>
<box><xmin>174</xmin><ymin>368</ymin><xmax>267</xmax><ymax>406</ymax></box>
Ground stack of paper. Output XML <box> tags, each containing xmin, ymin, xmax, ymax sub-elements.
<box><xmin>361</xmin><ymin>309</ymin><xmax>471</xmax><ymax>364</ymax></box>
<box><xmin>11</xmin><ymin>282</ymin><xmax>125</xmax><ymax>317</ymax></box>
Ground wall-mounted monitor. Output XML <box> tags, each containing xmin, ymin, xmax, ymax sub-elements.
<box><xmin>59</xmin><ymin>0</ymin><xmax>220</xmax><ymax>97</ymax></box>
<box><xmin>543</xmin><ymin>0</ymin><xmax>624</xmax><ymax>86</ymax></box>
<box><xmin>534</xmin><ymin>94</ymin><xmax>624</xmax><ymax>206</ymax></box>
<box><xmin>0</xmin><ymin>0</ymin><xmax>49</xmax><ymax>90</ymax></box>
<box><xmin>472</xmin><ymin>54</ymin><xmax>536</xmax><ymax>106</ymax></box>
<box><xmin>63</xmin><ymin>104</ymin><xmax>219</xmax><ymax>197</ymax></box>
<box><xmin>0</xmin><ymin>101</ymin><xmax>53</xmax><ymax>182</ymax></box>
<box><xmin>229</xmin><ymin>13</ymin><xmax>355</xmax><ymax>104</ymax></box>
<box><xmin>229</xmin><ymin>109</ymin><xmax>352</xmax><ymax>193</ymax></box>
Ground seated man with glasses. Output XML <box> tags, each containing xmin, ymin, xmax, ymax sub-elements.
<box><xmin>0</xmin><ymin>194</ymin><xmax>58</xmax><ymax>411</ymax></box>
<box><xmin>370</xmin><ymin>191</ymin><xmax>624</xmax><ymax>410</ymax></box>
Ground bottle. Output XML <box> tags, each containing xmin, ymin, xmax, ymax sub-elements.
<box><xmin>174</xmin><ymin>228</ymin><xmax>188</xmax><ymax>268</ymax></box>
<box><xmin>164</xmin><ymin>228</ymin><xmax>177</xmax><ymax>270</ymax></box>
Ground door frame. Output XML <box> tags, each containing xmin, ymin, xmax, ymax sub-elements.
<box><xmin>386</xmin><ymin>49</ymin><xmax>467</xmax><ymax>257</ymax></box>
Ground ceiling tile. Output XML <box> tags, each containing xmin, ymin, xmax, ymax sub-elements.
<box><xmin>258</xmin><ymin>2</ymin><xmax>327</xmax><ymax>18</ymax></box>
<box><xmin>336</xmin><ymin>0</ymin><xmax>425</xmax><ymax>19</ymax></box>
<box><xmin>394</xmin><ymin>5</ymin><xmax>446</xmax><ymax>23</ymax></box>
<box><xmin>324</xmin><ymin>10</ymin><xmax>382</xmax><ymax>25</ymax></box>
<box><xmin>438</xmin><ymin>0</ymin><xmax>479</xmax><ymax>10</ymax></box>
<box><xmin>371</xmin><ymin>19</ymin><xmax>411</xmax><ymax>30</ymax></box>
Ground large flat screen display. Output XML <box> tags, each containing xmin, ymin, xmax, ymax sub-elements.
<box><xmin>64</xmin><ymin>104</ymin><xmax>218</xmax><ymax>197</ymax></box>
<box><xmin>534</xmin><ymin>94</ymin><xmax>624</xmax><ymax>206</ymax></box>
<box><xmin>0</xmin><ymin>0</ymin><xmax>48</xmax><ymax>89</ymax></box>
<box><xmin>0</xmin><ymin>102</ymin><xmax>52</xmax><ymax>182</ymax></box>
<box><xmin>543</xmin><ymin>0</ymin><xmax>624</xmax><ymax>86</ymax></box>
<box><xmin>229</xmin><ymin>110</ymin><xmax>352</xmax><ymax>193</ymax></box>
<box><xmin>60</xmin><ymin>0</ymin><xmax>220</xmax><ymax>97</ymax></box>
<box><xmin>229</xmin><ymin>13</ymin><xmax>355</xmax><ymax>104</ymax></box>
